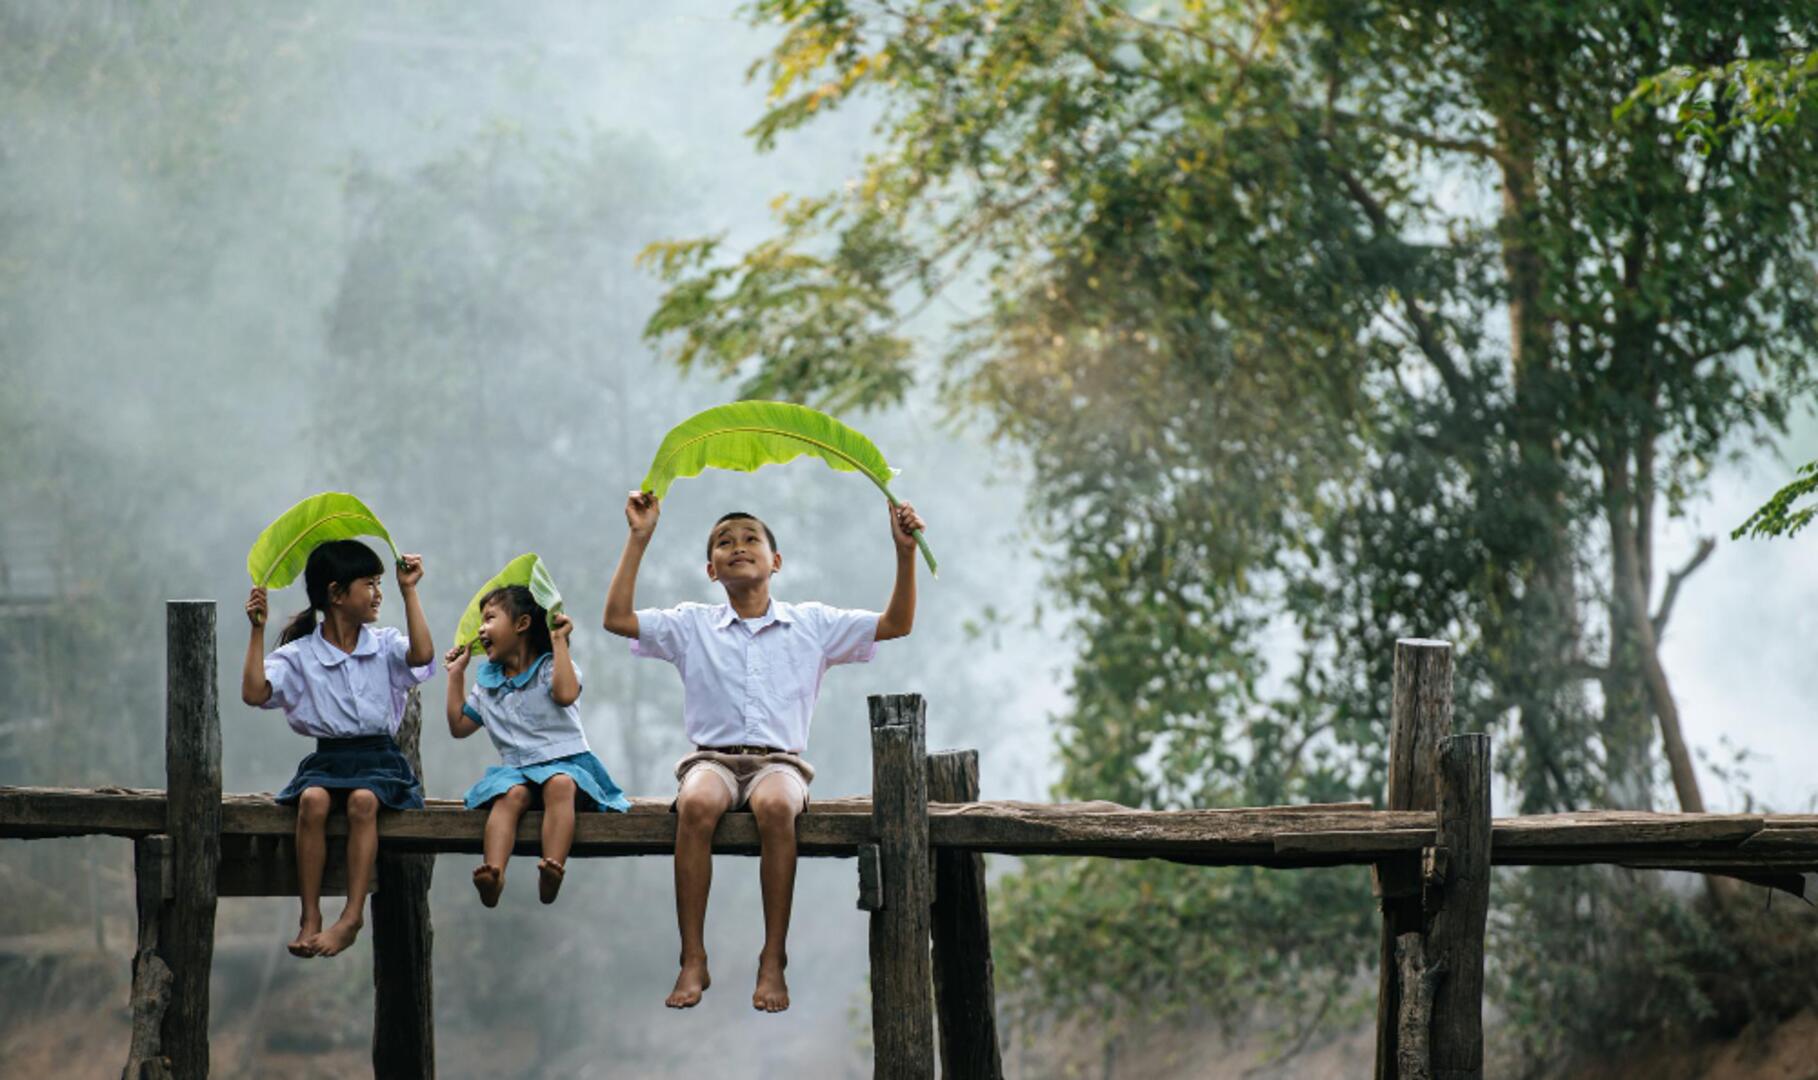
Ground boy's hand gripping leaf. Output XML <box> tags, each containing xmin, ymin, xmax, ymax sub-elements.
<box><xmin>454</xmin><ymin>553</ymin><xmax>565</xmax><ymax>655</ymax></box>
<box><xmin>247</xmin><ymin>492</ymin><xmax>402</xmax><ymax>589</ymax></box>
<box><xmin>640</xmin><ymin>401</ymin><xmax>938</xmax><ymax>575</ymax></box>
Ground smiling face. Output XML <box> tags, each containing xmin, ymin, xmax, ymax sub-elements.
<box><xmin>476</xmin><ymin>597</ymin><xmax>532</xmax><ymax>661</ymax></box>
<box><xmin>327</xmin><ymin>574</ymin><xmax>384</xmax><ymax>624</ymax></box>
<box><xmin>706</xmin><ymin>515</ymin><xmax>781</xmax><ymax>587</ymax></box>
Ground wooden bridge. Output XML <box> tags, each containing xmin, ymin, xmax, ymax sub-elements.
<box><xmin>3</xmin><ymin>602</ymin><xmax>1816</xmax><ymax>1078</ymax></box>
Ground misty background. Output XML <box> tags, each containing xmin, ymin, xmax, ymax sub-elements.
<box><xmin>1</xmin><ymin>3</ymin><xmax>1814</xmax><ymax>1077</ymax></box>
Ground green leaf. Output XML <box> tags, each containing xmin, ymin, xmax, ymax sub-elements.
<box><xmin>454</xmin><ymin>552</ymin><xmax>564</xmax><ymax>654</ymax></box>
<box><xmin>247</xmin><ymin>492</ymin><xmax>400</xmax><ymax>589</ymax></box>
<box><xmin>640</xmin><ymin>400</ymin><xmax>938</xmax><ymax>575</ymax></box>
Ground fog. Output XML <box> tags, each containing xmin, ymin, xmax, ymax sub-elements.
<box><xmin>2</xmin><ymin>3</ymin><xmax>1813</xmax><ymax>1076</ymax></box>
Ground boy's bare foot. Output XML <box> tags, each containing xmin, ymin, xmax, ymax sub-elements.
<box><xmin>666</xmin><ymin>956</ymin><xmax>711</xmax><ymax>1008</ymax></box>
<box><xmin>287</xmin><ymin>912</ymin><xmax>322</xmax><ymax>958</ymax></box>
<box><xmin>307</xmin><ymin>915</ymin><xmax>363</xmax><ymax>958</ymax></box>
<box><xmin>473</xmin><ymin>864</ymin><xmax>505</xmax><ymax>908</ymax></box>
<box><xmin>753</xmin><ymin>952</ymin><xmax>790</xmax><ymax>1013</ymax></box>
<box><xmin>537</xmin><ymin>858</ymin><xmax>566</xmax><ymax>904</ymax></box>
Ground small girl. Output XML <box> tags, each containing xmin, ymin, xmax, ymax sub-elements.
<box><xmin>241</xmin><ymin>539</ymin><xmax>436</xmax><ymax>958</ymax></box>
<box><xmin>445</xmin><ymin>584</ymin><xmax>629</xmax><ymax>907</ymax></box>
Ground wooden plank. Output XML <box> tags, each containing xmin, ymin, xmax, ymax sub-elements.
<box><xmin>1377</xmin><ymin>638</ymin><xmax>1452</xmax><ymax>1080</ymax></box>
<box><xmin>1429</xmin><ymin>733</ymin><xmax>1490</xmax><ymax>1080</ymax></box>
<box><xmin>857</xmin><ymin>844</ymin><xmax>884</xmax><ymax>911</ymax></box>
<box><xmin>372</xmin><ymin>686</ymin><xmax>435</xmax><ymax>1080</ymax></box>
<box><xmin>869</xmin><ymin>694</ymin><xmax>935</xmax><ymax>1079</ymax></box>
<box><xmin>125</xmin><ymin>835</ymin><xmax>174</xmax><ymax>1080</ymax></box>
<box><xmin>927</xmin><ymin>750</ymin><xmax>1003</xmax><ymax>1080</ymax></box>
<box><xmin>163</xmin><ymin>600</ymin><xmax>219</xmax><ymax>1080</ymax></box>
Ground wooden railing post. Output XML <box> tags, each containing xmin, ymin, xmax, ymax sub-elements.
<box><xmin>372</xmin><ymin>686</ymin><xmax>435</xmax><ymax>1078</ymax></box>
<box><xmin>164</xmin><ymin>600</ymin><xmax>220</xmax><ymax>1078</ymax></box>
<box><xmin>869</xmin><ymin>694</ymin><xmax>935</xmax><ymax>1079</ymax></box>
<box><xmin>1375</xmin><ymin>639</ymin><xmax>1452</xmax><ymax>1080</ymax></box>
<box><xmin>1430</xmin><ymin>733</ymin><xmax>1490</xmax><ymax>1079</ymax></box>
<box><xmin>125</xmin><ymin>835</ymin><xmax>174</xmax><ymax>1080</ymax></box>
<box><xmin>927</xmin><ymin>749</ymin><xmax>1003</xmax><ymax>1080</ymax></box>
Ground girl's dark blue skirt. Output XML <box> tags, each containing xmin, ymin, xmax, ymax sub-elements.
<box><xmin>275</xmin><ymin>734</ymin><xmax>424</xmax><ymax>810</ymax></box>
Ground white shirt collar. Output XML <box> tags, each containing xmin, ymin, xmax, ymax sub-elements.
<box><xmin>306</xmin><ymin>623</ymin><xmax>378</xmax><ymax>667</ymax></box>
<box><xmin>713</xmin><ymin>600</ymin><xmax>793</xmax><ymax>631</ymax></box>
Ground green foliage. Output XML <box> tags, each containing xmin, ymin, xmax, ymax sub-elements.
<box><xmin>1621</xmin><ymin>51</ymin><xmax>1817</xmax><ymax>156</ymax></box>
<box><xmin>453</xmin><ymin>553</ymin><xmax>564</xmax><ymax>655</ymax></box>
<box><xmin>1734</xmin><ymin>460</ymin><xmax>1818</xmax><ymax>541</ymax></box>
<box><xmin>641</xmin><ymin>400</ymin><xmax>938</xmax><ymax>573</ymax></box>
<box><xmin>245</xmin><ymin>491</ymin><xmax>399</xmax><ymax>589</ymax></box>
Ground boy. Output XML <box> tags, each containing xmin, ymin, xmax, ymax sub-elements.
<box><xmin>603</xmin><ymin>491</ymin><xmax>926</xmax><ymax>1012</ymax></box>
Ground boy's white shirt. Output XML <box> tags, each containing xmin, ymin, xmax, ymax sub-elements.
<box><xmin>630</xmin><ymin>599</ymin><xmax>880</xmax><ymax>754</ymax></box>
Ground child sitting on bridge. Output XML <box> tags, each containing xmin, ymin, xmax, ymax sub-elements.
<box><xmin>240</xmin><ymin>539</ymin><xmax>435</xmax><ymax>958</ymax></box>
<box><xmin>603</xmin><ymin>493</ymin><xmax>926</xmax><ymax>1012</ymax></box>
<box><xmin>444</xmin><ymin>584</ymin><xmax>629</xmax><ymax>908</ymax></box>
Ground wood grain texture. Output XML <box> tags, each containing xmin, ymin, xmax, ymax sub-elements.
<box><xmin>371</xmin><ymin>686</ymin><xmax>435</xmax><ymax>1079</ymax></box>
<box><xmin>869</xmin><ymin>694</ymin><xmax>934</xmax><ymax>1079</ymax></box>
<box><xmin>1394</xmin><ymin>933</ymin><xmax>1438</xmax><ymax>1080</ymax></box>
<box><xmin>1429</xmin><ymin>734</ymin><xmax>1490</xmax><ymax>1080</ymax></box>
<box><xmin>163</xmin><ymin>601</ymin><xmax>219</xmax><ymax>1080</ymax></box>
<box><xmin>927</xmin><ymin>750</ymin><xmax>1003</xmax><ymax>1080</ymax></box>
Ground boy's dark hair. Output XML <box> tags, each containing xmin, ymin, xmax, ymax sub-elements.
<box><xmin>278</xmin><ymin>539</ymin><xmax>386</xmax><ymax>646</ymax></box>
<box><xmin>478</xmin><ymin>584</ymin><xmax>554</xmax><ymax>659</ymax></box>
<box><xmin>707</xmin><ymin>512</ymin><xmax>779</xmax><ymax>560</ymax></box>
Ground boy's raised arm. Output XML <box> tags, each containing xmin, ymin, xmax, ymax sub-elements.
<box><xmin>603</xmin><ymin>491</ymin><xmax>659</xmax><ymax>639</ymax></box>
<box><xmin>876</xmin><ymin>501</ymin><xmax>926</xmax><ymax>642</ymax></box>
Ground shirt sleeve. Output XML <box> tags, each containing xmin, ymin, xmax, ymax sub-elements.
<box><xmin>462</xmin><ymin>684</ymin><xmax>486</xmax><ymax>727</ymax></box>
<box><xmin>629</xmin><ymin>606</ymin><xmax>687</xmax><ymax>664</ymax></box>
<box><xmin>541</xmin><ymin>655</ymin><xmax>583</xmax><ymax>701</ymax></box>
<box><xmin>379</xmin><ymin>626</ymin><xmax>437</xmax><ymax>689</ymax></box>
<box><xmin>261</xmin><ymin>648</ymin><xmax>300</xmax><ymax>711</ymax></box>
<box><xmin>815</xmin><ymin>604</ymin><xmax>881</xmax><ymax>666</ymax></box>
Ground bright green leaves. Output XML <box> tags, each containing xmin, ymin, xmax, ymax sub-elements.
<box><xmin>453</xmin><ymin>553</ymin><xmax>564</xmax><ymax>655</ymax></box>
<box><xmin>640</xmin><ymin>401</ymin><xmax>938</xmax><ymax>575</ymax></box>
<box><xmin>246</xmin><ymin>492</ymin><xmax>400</xmax><ymax>589</ymax></box>
<box><xmin>1734</xmin><ymin>460</ymin><xmax>1818</xmax><ymax>541</ymax></box>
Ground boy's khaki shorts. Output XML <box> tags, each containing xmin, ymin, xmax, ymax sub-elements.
<box><xmin>674</xmin><ymin>749</ymin><xmax>814</xmax><ymax>811</ymax></box>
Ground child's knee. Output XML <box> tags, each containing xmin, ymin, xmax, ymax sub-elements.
<box><xmin>749</xmin><ymin>788</ymin><xmax>802</xmax><ymax>831</ymax></box>
<box><xmin>297</xmin><ymin>787</ymin><xmax>331</xmax><ymax>821</ymax></box>
<box><xmin>542</xmin><ymin>773</ymin><xmax>577</xmax><ymax>800</ymax></box>
<box><xmin>675</xmin><ymin>787</ymin><xmax>729</xmax><ymax>830</ymax></box>
<box><xmin>346</xmin><ymin>788</ymin><xmax>380</xmax><ymax>821</ymax></box>
<box><xmin>500</xmin><ymin>784</ymin><xmax>533</xmax><ymax>809</ymax></box>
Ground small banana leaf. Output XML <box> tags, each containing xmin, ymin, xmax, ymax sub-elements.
<box><xmin>247</xmin><ymin>492</ymin><xmax>401</xmax><ymax>589</ymax></box>
<box><xmin>640</xmin><ymin>401</ymin><xmax>938</xmax><ymax>576</ymax></box>
<box><xmin>454</xmin><ymin>553</ymin><xmax>564</xmax><ymax>654</ymax></box>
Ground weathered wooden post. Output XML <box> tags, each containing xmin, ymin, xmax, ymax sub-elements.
<box><xmin>164</xmin><ymin>600</ymin><xmax>220</xmax><ymax>1078</ymax></box>
<box><xmin>1429</xmin><ymin>733</ymin><xmax>1490</xmax><ymax>1079</ymax></box>
<box><xmin>371</xmin><ymin>686</ymin><xmax>435</xmax><ymax>1078</ymax></box>
<box><xmin>1374</xmin><ymin>639</ymin><xmax>1452</xmax><ymax>1080</ymax></box>
<box><xmin>868</xmin><ymin>694</ymin><xmax>935</xmax><ymax>1079</ymax></box>
<box><xmin>927</xmin><ymin>749</ymin><xmax>1003</xmax><ymax>1080</ymax></box>
<box><xmin>125</xmin><ymin>835</ymin><xmax>175</xmax><ymax>1080</ymax></box>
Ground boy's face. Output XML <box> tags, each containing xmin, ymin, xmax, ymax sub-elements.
<box><xmin>706</xmin><ymin>517</ymin><xmax>781</xmax><ymax>586</ymax></box>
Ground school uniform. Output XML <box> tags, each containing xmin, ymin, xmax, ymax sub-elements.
<box><xmin>260</xmin><ymin>624</ymin><xmax>436</xmax><ymax>810</ymax></box>
<box><xmin>459</xmin><ymin>653</ymin><xmax>630</xmax><ymax>813</ymax></box>
<box><xmin>629</xmin><ymin>599</ymin><xmax>879</xmax><ymax>807</ymax></box>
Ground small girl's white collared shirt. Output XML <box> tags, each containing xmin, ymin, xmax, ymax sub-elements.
<box><xmin>460</xmin><ymin>653</ymin><xmax>592</xmax><ymax>768</ymax></box>
<box><xmin>262</xmin><ymin>624</ymin><xmax>437</xmax><ymax>739</ymax></box>
<box><xmin>630</xmin><ymin>599</ymin><xmax>879</xmax><ymax>754</ymax></box>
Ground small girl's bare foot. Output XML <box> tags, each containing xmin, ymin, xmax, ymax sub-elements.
<box><xmin>287</xmin><ymin>913</ymin><xmax>322</xmax><ymax>958</ymax></box>
<box><xmin>666</xmin><ymin>956</ymin><xmax>711</xmax><ymax>1008</ymax></box>
<box><xmin>536</xmin><ymin>858</ymin><xmax>566</xmax><ymax>904</ymax></box>
<box><xmin>753</xmin><ymin>953</ymin><xmax>790</xmax><ymax>1012</ymax></box>
<box><xmin>308</xmin><ymin>916</ymin><xmax>363</xmax><ymax>958</ymax></box>
<box><xmin>472</xmin><ymin>864</ymin><xmax>504</xmax><ymax>908</ymax></box>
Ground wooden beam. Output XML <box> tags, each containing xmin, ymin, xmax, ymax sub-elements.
<box><xmin>371</xmin><ymin>686</ymin><xmax>435</xmax><ymax>1079</ymax></box>
<box><xmin>1429</xmin><ymin>733</ymin><xmax>1490</xmax><ymax>1080</ymax></box>
<box><xmin>927</xmin><ymin>750</ymin><xmax>1003</xmax><ymax>1080</ymax></box>
<box><xmin>869</xmin><ymin>694</ymin><xmax>935</xmax><ymax>1079</ymax></box>
<box><xmin>163</xmin><ymin>600</ymin><xmax>219</xmax><ymax>1080</ymax></box>
<box><xmin>124</xmin><ymin>835</ymin><xmax>174</xmax><ymax>1080</ymax></box>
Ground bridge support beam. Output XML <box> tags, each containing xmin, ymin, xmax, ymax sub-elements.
<box><xmin>869</xmin><ymin>693</ymin><xmax>936</xmax><ymax>1079</ymax></box>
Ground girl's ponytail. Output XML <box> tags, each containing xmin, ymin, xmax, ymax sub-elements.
<box><xmin>276</xmin><ymin>539</ymin><xmax>385</xmax><ymax>646</ymax></box>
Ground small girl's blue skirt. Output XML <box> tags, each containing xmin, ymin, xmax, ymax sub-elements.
<box><xmin>275</xmin><ymin>734</ymin><xmax>424</xmax><ymax>810</ymax></box>
<box><xmin>463</xmin><ymin>751</ymin><xmax>631</xmax><ymax>813</ymax></box>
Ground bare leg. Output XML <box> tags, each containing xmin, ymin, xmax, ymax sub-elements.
<box><xmin>748</xmin><ymin>773</ymin><xmax>804</xmax><ymax>1012</ymax></box>
<box><xmin>311</xmin><ymin>788</ymin><xmax>377</xmax><ymax>957</ymax></box>
<box><xmin>476</xmin><ymin>785</ymin><xmax>530</xmax><ymax>907</ymax></box>
<box><xmin>538</xmin><ymin>774</ymin><xmax>577</xmax><ymax>904</ymax></box>
<box><xmin>667</xmin><ymin>771</ymin><xmax>731</xmax><ymax>1008</ymax></box>
<box><xmin>289</xmin><ymin>786</ymin><xmax>331</xmax><ymax>957</ymax></box>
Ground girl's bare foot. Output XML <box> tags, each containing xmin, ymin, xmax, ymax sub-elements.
<box><xmin>307</xmin><ymin>915</ymin><xmax>363</xmax><ymax>958</ymax></box>
<box><xmin>666</xmin><ymin>955</ymin><xmax>711</xmax><ymax>1008</ymax></box>
<box><xmin>472</xmin><ymin>864</ymin><xmax>505</xmax><ymax>907</ymax></box>
<box><xmin>537</xmin><ymin>858</ymin><xmax>566</xmax><ymax>905</ymax></box>
<box><xmin>287</xmin><ymin>911</ymin><xmax>322</xmax><ymax>958</ymax></box>
<box><xmin>753</xmin><ymin>952</ymin><xmax>790</xmax><ymax>1013</ymax></box>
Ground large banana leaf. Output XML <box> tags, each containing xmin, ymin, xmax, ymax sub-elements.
<box><xmin>454</xmin><ymin>553</ymin><xmax>564</xmax><ymax>654</ymax></box>
<box><xmin>640</xmin><ymin>401</ymin><xmax>938</xmax><ymax>575</ymax></box>
<box><xmin>247</xmin><ymin>492</ymin><xmax>401</xmax><ymax>589</ymax></box>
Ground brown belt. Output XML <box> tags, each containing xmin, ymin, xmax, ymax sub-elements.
<box><xmin>696</xmin><ymin>743</ymin><xmax>786</xmax><ymax>756</ymax></box>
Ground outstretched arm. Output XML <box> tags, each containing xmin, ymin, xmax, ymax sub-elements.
<box><xmin>603</xmin><ymin>491</ymin><xmax>659</xmax><ymax>639</ymax></box>
<box><xmin>396</xmin><ymin>554</ymin><xmax>433</xmax><ymax>666</ymax></box>
<box><xmin>875</xmin><ymin>501</ymin><xmax>926</xmax><ymax>642</ymax></box>
<box><xmin>444</xmin><ymin>646</ymin><xmax>480</xmax><ymax>738</ymax></box>
<box><xmin>241</xmin><ymin>588</ymin><xmax>273</xmax><ymax>706</ymax></box>
<box><xmin>548</xmin><ymin>615</ymin><xmax>580</xmax><ymax>706</ymax></box>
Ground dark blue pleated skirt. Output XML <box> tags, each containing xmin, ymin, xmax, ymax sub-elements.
<box><xmin>275</xmin><ymin>734</ymin><xmax>424</xmax><ymax>810</ymax></box>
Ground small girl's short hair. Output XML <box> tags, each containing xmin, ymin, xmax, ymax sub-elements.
<box><xmin>707</xmin><ymin>512</ymin><xmax>778</xmax><ymax>559</ymax></box>
<box><xmin>478</xmin><ymin>584</ymin><xmax>554</xmax><ymax>658</ymax></box>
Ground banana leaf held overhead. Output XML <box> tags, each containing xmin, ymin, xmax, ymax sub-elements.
<box><xmin>246</xmin><ymin>491</ymin><xmax>401</xmax><ymax>590</ymax></box>
<box><xmin>453</xmin><ymin>553</ymin><xmax>565</xmax><ymax>655</ymax></box>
